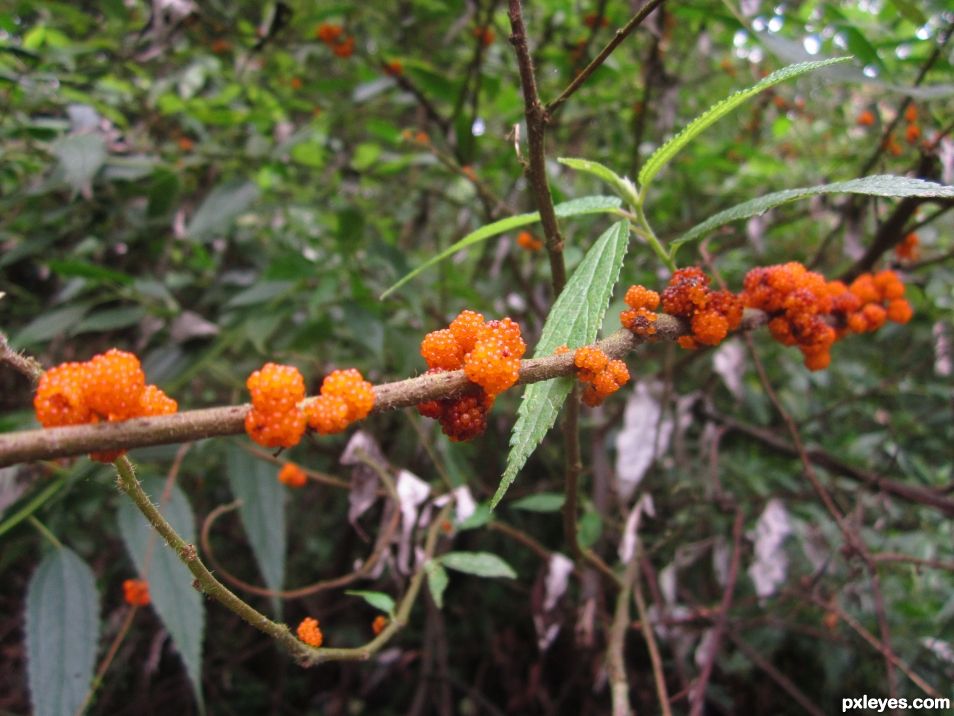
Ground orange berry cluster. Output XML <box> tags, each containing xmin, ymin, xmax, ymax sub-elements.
<box><xmin>417</xmin><ymin>310</ymin><xmax>526</xmax><ymax>441</ymax></box>
<box><xmin>472</xmin><ymin>25</ymin><xmax>494</xmax><ymax>46</ymax></box>
<box><xmin>296</xmin><ymin>617</ymin><xmax>323</xmax><ymax>648</ymax></box>
<box><xmin>573</xmin><ymin>347</ymin><xmax>630</xmax><ymax>407</ymax></box>
<box><xmin>245</xmin><ymin>363</ymin><xmax>307</xmax><ymax>448</ymax></box>
<box><xmin>620</xmin><ymin>284</ymin><xmax>661</xmax><ymax>337</ymax></box>
<box><xmin>33</xmin><ymin>349</ymin><xmax>178</xmax><ymax>462</ymax></box>
<box><xmin>895</xmin><ymin>232</ymin><xmax>920</xmax><ymax>261</ymax></box>
<box><xmin>123</xmin><ymin>579</ymin><xmax>150</xmax><ymax>607</ymax></box>
<box><xmin>278</xmin><ymin>462</ymin><xmax>307</xmax><ymax>488</ymax></box>
<box><xmin>742</xmin><ymin>263</ymin><xmax>912</xmax><ymax>370</ymax></box>
<box><xmin>244</xmin><ymin>364</ymin><xmax>375</xmax><ymax>448</ymax></box>
<box><xmin>856</xmin><ymin>109</ymin><xmax>875</xmax><ymax>127</ymax></box>
<box><xmin>315</xmin><ymin>22</ymin><xmax>354</xmax><ymax>57</ymax></box>
<box><xmin>660</xmin><ymin>268</ymin><xmax>743</xmax><ymax>349</ymax></box>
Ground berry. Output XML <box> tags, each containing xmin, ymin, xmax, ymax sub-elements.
<box><xmin>320</xmin><ymin>368</ymin><xmax>375</xmax><ymax>422</ymax></box>
<box><xmin>624</xmin><ymin>285</ymin><xmax>660</xmax><ymax>311</ymax></box>
<box><xmin>34</xmin><ymin>362</ymin><xmax>92</xmax><ymax>428</ymax></box>
<box><xmin>332</xmin><ymin>36</ymin><xmax>355</xmax><ymax>57</ymax></box>
<box><xmin>305</xmin><ymin>394</ymin><xmax>350</xmax><ymax>434</ymax></box>
<box><xmin>245</xmin><ymin>407</ymin><xmax>307</xmax><ymax>448</ymax></box>
<box><xmin>517</xmin><ymin>231</ymin><xmax>543</xmax><ymax>251</ymax></box>
<box><xmin>661</xmin><ymin>267</ymin><xmax>710</xmax><ymax>317</ymax></box>
<box><xmin>894</xmin><ymin>233</ymin><xmax>920</xmax><ymax>261</ymax></box>
<box><xmin>886</xmin><ymin>299</ymin><xmax>913</xmax><ymax>324</ymax></box>
<box><xmin>691</xmin><ymin>310</ymin><xmax>730</xmax><ymax>346</ymax></box>
<box><xmin>247</xmin><ymin>363</ymin><xmax>306</xmax><ymax>413</ymax></box>
<box><xmin>421</xmin><ymin>329</ymin><xmax>464</xmax><ymax>370</ymax></box>
<box><xmin>857</xmin><ymin>110</ymin><xmax>875</xmax><ymax>127</ymax></box>
<box><xmin>315</xmin><ymin>23</ymin><xmax>343</xmax><ymax>43</ymax></box>
<box><xmin>123</xmin><ymin>579</ymin><xmax>150</xmax><ymax>607</ymax></box>
<box><xmin>439</xmin><ymin>392</ymin><xmax>490</xmax><ymax>442</ymax></box>
<box><xmin>464</xmin><ymin>318</ymin><xmax>525</xmax><ymax>397</ymax></box>
<box><xmin>86</xmin><ymin>349</ymin><xmax>146</xmax><ymax>420</ymax></box>
<box><xmin>140</xmin><ymin>385</ymin><xmax>178</xmax><ymax>417</ymax></box>
<box><xmin>574</xmin><ymin>346</ymin><xmax>609</xmax><ymax>374</ymax></box>
<box><xmin>384</xmin><ymin>60</ymin><xmax>403</xmax><ymax>77</ymax></box>
<box><xmin>372</xmin><ymin>615</ymin><xmax>389</xmax><ymax>636</ymax></box>
<box><xmin>297</xmin><ymin>617</ymin><xmax>323</xmax><ymax>647</ymax></box>
<box><xmin>906</xmin><ymin>124</ymin><xmax>921</xmax><ymax>144</ymax></box>
<box><xmin>278</xmin><ymin>462</ymin><xmax>308</xmax><ymax>488</ymax></box>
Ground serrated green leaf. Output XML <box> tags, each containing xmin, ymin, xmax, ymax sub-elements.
<box><xmin>440</xmin><ymin>551</ymin><xmax>517</xmax><ymax>579</ymax></box>
<box><xmin>346</xmin><ymin>590</ymin><xmax>396</xmax><ymax>616</ymax></box>
<box><xmin>117</xmin><ymin>476</ymin><xmax>204</xmax><ymax>710</ymax></box>
<box><xmin>558</xmin><ymin>157</ymin><xmax>638</xmax><ymax>204</ymax></box>
<box><xmin>672</xmin><ymin>176</ymin><xmax>954</xmax><ymax>254</ymax></box>
<box><xmin>638</xmin><ymin>57</ymin><xmax>850</xmax><ymax>190</ymax></box>
<box><xmin>493</xmin><ymin>220</ymin><xmax>630</xmax><ymax>508</ymax></box>
<box><xmin>425</xmin><ymin>560</ymin><xmax>449</xmax><ymax>609</ymax></box>
<box><xmin>379</xmin><ymin>195</ymin><xmax>623</xmax><ymax>299</ymax></box>
<box><xmin>26</xmin><ymin>547</ymin><xmax>99</xmax><ymax>716</ymax></box>
<box><xmin>225</xmin><ymin>447</ymin><xmax>285</xmax><ymax>615</ymax></box>
<box><xmin>511</xmin><ymin>492</ymin><xmax>565</xmax><ymax>513</ymax></box>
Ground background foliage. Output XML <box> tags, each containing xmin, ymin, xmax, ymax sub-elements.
<box><xmin>1</xmin><ymin>1</ymin><xmax>953</xmax><ymax>714</ymax></box>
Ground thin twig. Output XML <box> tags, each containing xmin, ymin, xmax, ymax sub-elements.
<box><xmin>607</xmin><ymin>550</ymin><xmax>639</xmax><ymax>716</ymax></box>
<box><xmin>688</xmin><ymin>509</ymin><xmax>744</xmax><ymax>716</ymax></box>
<box><xmin>634</xmin><ymin>545</ymin><xmax>673</xmax><ymax>716</ymax></box>
<box><xmin>547</xmin><ymin>0</ymin><xmax>666</xmax><ymax>116</ymax></box>
<box><xmin>728</xmin><ymin>633</ymin><xmax>826</xmax><ymax>716</ymax></box>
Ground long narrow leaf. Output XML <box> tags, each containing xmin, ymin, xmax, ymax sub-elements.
<box><xmin>493</xmin><ymin>220</ymin><xmax>630</xmax><ymax>508</ymax></box>
<box><xmin>558</xmin><ymin>157</ymin><xmax>639</xmax><ymax>204</ymax></box>
<box><xmin>672</xmin><ymin>176</ymin><xmax>954</xmax><ymax>254</ymax></box>
<box><xmin>117</xmin><ymin>476</ymin><xmax>204</xmax><ymax>711</ymax></box>
<box><xmin>638</xmin><ymin>57</ymin><xmax>850</xmax><ymax>190</ymax></box>
<box><xmin>379</xmin><ymin>195</ymin><xmax>623</xmax><ymax>299</ymax></box>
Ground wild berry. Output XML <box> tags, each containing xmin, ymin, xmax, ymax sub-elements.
<box><xmin>305</xmin><ymin>394</ymin><xmax>350</xmax><ymax>434</ymax></box>
<box><xmin>574</xmin><ymin>347</ymin><xmax>628</xmax><ymax>406</ymax></box>
<box><xmin>297</xmin><ymin>617</ymin><xmax>323</xmax><ymax>647</ymax></box>
<box><xmin>517</xmin><ymin>231</ymin><xmax>543</xmax><ymax>251</ymax></box>
<box><xmin>315</xmin><ymin>23</ymin><xmax>343</xmax><ymax>43</ymax></box>
<box><xmin>372</xmin><ymin>615</ymin><xmax>389</xmax><ymax>636</ymax></box>
<box><xmin>123</xmin><ymin>579</ymin><xmax>150</xmax><ymax>607</ymax></box>
<box><xmin>894</xmin><ymin>233</ymin><xmax>920</xmax><ymax>261</ymax></box>
<box><xmin>320</xmin><ymin>368</ymin><xmax>375</xmax><ymax>422</ymax></box>
<box><xmin>34</xmin><ymin>362</ymin><xmax>92</xmax><ymax>428</ymax></box>
<box><xmin>86</xmin><ymin>349</ymin><xmax>146</xmax><ymax>420</ymax></box>
<box><xmin>278</xmin><ymin>462</ymin><xmax>307</xmax><ymax>488</ymax></box>
<box><xmin>421</xmin><ymin>329</ymin><xmax>464</xmax><ymax>370</ymax></box>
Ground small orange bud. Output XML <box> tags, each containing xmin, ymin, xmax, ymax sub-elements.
<box><xmin>210</xmin><ymin>38</ymin><xmax>231</xmax><ymax>54</ymax></box>
<box><xmin>904</xmin><ymin>104</ymin><xmax>918</xmax><ymax>123</ymax></box>
<box><xmin>472</xmin><ymin>25</ymin><xmax>494</xmax><ymax>46</ymax></box>
<box><xmin>372</xmin><ymin>615</ymin><xmax>389</xmax><ymax>636</ymax></box>
<box><xmin>905</xmin><ymin>123</ymin><xmax>921</xmax><ymax>144</ymax></box>
<box><xmin>315</xmin><ymin>23</ymin><xmax>343</xmax><ymax>44</ymax></box>
<box><xmin>278</xmin><ymin>462</ymin><xmax>307</xmax><ymax>488</ymax></box>
<box><xmin>516</xmin><ymin>231</ymin><xmax>543</xmax><ymax>252</ymax></box>
<box><xmin>123</xmin><ymin>579</ymin><xmax>150</xmax><ymax>607</ymax></box>
<box><xmin>177</xmin><ymin>137</ymin><xmax>194</xmax><ymax>152</ymax></box>
<box><xmin>289</xmin><ymin>77</ymin><xmax>303</xmax><ymax>91</ymax></box>
<box><xmin>856</xmin><ymin>110</ymin><xmax>875</xmax><ymax>127</ymax></box>
<box><xmin>383</xmin><ymin>60</ymin><xmax>403</xmax><ymax>77</ymax></box>
<box><xmin>332</xmin><ymin>36</ymin><xmax>355</xmax><ymax>58</ymax></box>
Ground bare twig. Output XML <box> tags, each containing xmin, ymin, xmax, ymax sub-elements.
<box><xmin>728</xmin><ymin>633</ymin><xmax>826</xmax><ymax>716</ymax></box>
<box><xmin>633</xmin><ymin>546</ymin><xmax>673</xmax><ymax>716</ymax></box>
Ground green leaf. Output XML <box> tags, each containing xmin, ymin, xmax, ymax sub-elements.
<box><xmin>637</xmin><ymin>57</ymin><xmax>850</xmax><ymax>190</ymax></box>
<box><xmin>26</xmin><ymin>547</ymin><xmax>99</xmax><ymax>716</ymax></box>
<box><xmin>225</xmin><ymin>447</ymin><xmax>285</xmax><ymax>615</ymax></box>
<box><xmin>578</xmin><ymin>510</ymin><xmax>603</xmax><ymax>550</ymax></box>
<box><xmin>12</xmin><ymin>305</ymin><xmax>90</xmax><ymax>347</ymax></box>
<box><xmin>52</xmin><ymin>133</ymin><xmax>107</xmax><ymax>194</ymax></box>
<box><xmin>511</xmin><ymin>492</ymin><xmax>565</xmax><ymax>513</ymax></box>
<box><xmin>47</xmin><ymin>259</ymin><xmax>133</xmax><ymax>285</ymax></box>
<box><xmin>72</xmin><ymin>306</ymin><xmax>147</xmax><ymax>335</ymax></box>
<box><xmin>425</xmin><ymin>560</ymin><xmax>449</xmax><ymax>609</ymax></box>
<box><xmin>457</xmin><ymin>502</ymin><xmax>493</xmax><ymax>531</ymax></box>
<box><xmin>493</xmin><ymin>220</ymin><xmax>630</xmax><ymax>508</ymax></box>
<box><xmin>558</xmin><ymin>157</ymin><xmax>638</xmax><ymax>205</ymax></box>
<box><xmin>346</xmin><ymin>590</ymin><xmax>396</xmax><ymax>616</ymax></box>
<box><xmin>672</xmin><ymin>176</ymin><xmax>954</xmax><ymax>254</ymax></box>
<box><xmin>225</xmin><ymin>280</ymin><xmax>295</xmax><ymax>308</ymax></box>
<box><xmin>888</xmin><ymin>0</ymin><xmax>926</xmax><ymax>24</ymax></box>
<box><xmin>379</xmin><ymin>195</ymin><xmax>623</xmax><ymax>299</ymax></box>
<box><xmin>116</xmin><ymin>476</ymin><xmax>204</xmax><ymax>710</ymax></box>
<box><xmin>440</xmin><ymin>551</ymin><xmax>517</xmax><ymax>579</ymax></box>
<box><xmin>186</xmin><ymin>180</ymin><xmax>260</xmax><ymax>241</ymax></box>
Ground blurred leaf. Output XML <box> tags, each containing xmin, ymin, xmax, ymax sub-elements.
<box><xmin>52</xmin><ymin>133</ymin><xmax>106</xmax><ymax>194</ymax></box>
<box><xmin>578</xmin><ymin>510</ymin><xmax>602</xmax><ymax>550</ymax></box>
<box><xmin>47</xmin><ymin>259</ymin><xmax>133</xmax><ymax>285</ymax></box>
<box><xmin>225</xmin><ymin>280</ymin><xmax>295</xmax><ymax>308</ymax></box>
<box><xmin>381</xmin><ymin>195</ymin><xmax>623</xmax><ymax>298</ymax></box>
<box><xmin>225</xmin><ymin>447</ymin><xmax>285</xmax><ymax>615</ymax></box>
<box><xmin>186</xmin><ymin>180</ymin><xmax>260</xmax><ymax>241</ymax></box>
<box><xmin>638</xmin><ymin>57</ymin><xmax>850</xmax><ymax>190</ymax></box>
<box><xmin>440</xmin><ymin>551</ymin><xmax>517</xmax><ymax>579</ymax></box>
<box><xmin>888</xmin><ymin>0</ymin><xmax>926</xmax><ymax>24</ymax></box>
<box><xmin>147</xmin><ymin>170</ymin><xmax>180</xmax><ymax>218</ymax></box>
<box><xmin>12</xmin><ymin>305</ymin><xmax>90</xmax><ymax>347</ymax></box>
<box><xmin>26</xmin><ymin>547</ymin><xmax>99</xmax><ymax>716</ymax></box>
<box><xmin>510</xmin><ymin>492</ymin><xmax>565</xmax><ymax>512</ymax></box>
<box><xmin>494</xmin><ymin>220</ymin><xmax>630</xmax><ymax>508</ymax></box>
<box><xmin>116</xmin><ymin>476</ymin><xmax>204</xmax><ymax>709</ymax></box>
<box><xmin>425</xmin><ymin>560</ymin><xmax>448</xmax><ymax>609</ymax></box>
<box><xmin>346</xmin><ymin>590</ymin><xmax>396</xmax><ymax>616</ymax></box>
<box><xmin>672</xmin><ymin>176</ymin><xmax>954</xmax><ymax>254</ymax></box>
<box><xmin>72</xmin><ymin>306</ymin><xmax>147</xmax><ymax>335</ymax></box>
